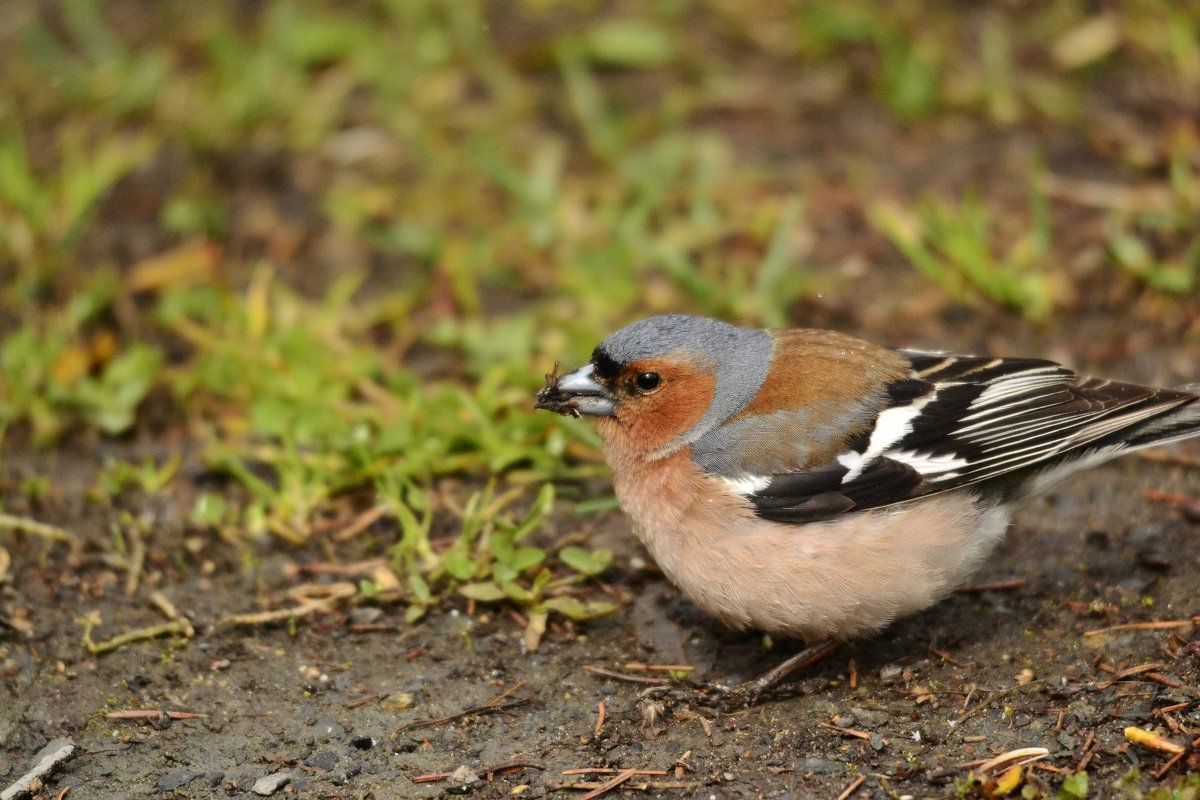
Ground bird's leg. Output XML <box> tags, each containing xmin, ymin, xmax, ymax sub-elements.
<box><xmin>708</xmin><ymin>639</ymin><xmax>843</xmax><ymax>709</ymax></box>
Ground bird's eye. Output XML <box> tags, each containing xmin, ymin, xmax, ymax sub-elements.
<box><xmin>634</xmin><ymin>372</ymin><xmax>661</xmax><ymax>392</ymax></box>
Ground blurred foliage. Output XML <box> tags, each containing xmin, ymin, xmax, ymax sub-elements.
<box><xmin>871</xmin><ymin>180</ymin><xmax>1063</xmax><ymax>320</ymax></box>
<box><xmin>1</xmin><ymin>0</ymin><xmax>1198</xmax><ymax>637</ymax></box>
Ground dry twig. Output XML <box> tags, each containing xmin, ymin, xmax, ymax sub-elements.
<box><xmin>577</xmin><ymin>768</ymin><xmax>637</xmax><ymax>800</ymax></box>
<box><xmin>582</xmin><ymin>665</ymin><xmax>670</xmax><ymax>685</ymax></box>
<box><xmin>1</xmin><ymin>738</ymin><xmax>75</xmax><ymax>800</ymax></box>
<box><xmin>1095</xmin><ymin>662</ymin><xmax>1164</xmax><ymax>689</ymax></box>
<box><xmin>332</xmin><ymin>505</ymin><xmax>388</xmax><ymax>541</ymax></box>
<box><xmin>343</xmin><ymin>693</ymin><xmax>380</xmax><ymax>709</ymax></box>
<box><xmin>835</xmin><ymin>774</ymin><xmax>866</xmax><ymax>800</ymax></box>
<box><xmin>977</xmin><ymin>747</ymin><xmax>1050</xmax><ymax>775</ymax></box>
<box><xmin>391</xmin><ymin>682</ymin><xmax>531</xmax><ymax>737</ymax></box>
<box><xmin>392</xmin><ymin>698</ymin><xmax>529</xmax><ymax>736</ymax></box>
<box><xmin>217</xmin><ymin>582</ymin><xmax>356</xmax><ymax>628</ymax></box>
<box><xmin>560</xmin><ymin>769</ymin><xmax>667</xmax><ymax>777</ymax></box>
<box><xmin>819</xmin><ymin>722</ymin><xmax>872</xmax><ymax>741</ymax></box>
<box><xmin>105</xmin><ymin>710</ymin><xmax>206</xmax><ymax>721</ymax></box>
<box><xmin>1084</xmin><ymin>620</ymin><xmax>1196</xmax><ymax>637</ymax></box>
<box><xmin>79</xmin><ymin>611</ymin><xmax>192</xmax><ymax>655</ymax></box>
<box><xmin>1075</xmin><ymin>733</ymin><xmax>1099</xmax><ymax>773</ymax></box>
<box><xmin>0</xmin><ymin>513</ymin><xmax>78</xmax><ymax>545</ymax></box>
<box><xmin>122</xmin><ymin>522</ymin><xmax>145</xmax><ymax>597</ymax></box>
<box><xmin>1154</xmin><ymin>752</ymin><xmax>1186</xmax><ymax>779</ymax></box>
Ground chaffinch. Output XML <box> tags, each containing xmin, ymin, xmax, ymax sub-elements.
<box><xmin>537</xmin><ymin>314</ymin><xmax>1200</xmax><ymax>648</ymax></box>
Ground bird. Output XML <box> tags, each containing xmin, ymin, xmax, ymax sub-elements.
<box><xmin>535</xmin><ymin>314</ymin><xmax>1200</xmax><ymax>700</ymax></box>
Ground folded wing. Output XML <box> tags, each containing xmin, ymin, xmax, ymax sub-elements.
<box><xmin>737</xmin><ymin>352</ymin><xmax>1200</xmax><ymax>523</ymax></box>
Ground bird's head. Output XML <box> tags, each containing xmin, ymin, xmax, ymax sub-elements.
<box><xmin>535</xmin><ymin>315</ymin><xmax>773</xmax><ymax>458</ymax></box>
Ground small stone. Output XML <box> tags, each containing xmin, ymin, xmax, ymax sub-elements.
<box><xmin>795</xmin><ymin>757</ymin><xmax>841</xmax><ymax>774</ymax></box>
<box><xmin>157</xmin><ymin>770</ymin><xmax>198</xmax><ymax>792</ymax></box>
<box><xmin>847</xmin><ymin>707</ymin><xmax>889</xmax><ymax>729</ymax></box>
<box><xmin>871</xmin><ymin>734</ymin><xmax>885</xmax><ymax>752</ymax></box>
<box><xmin>380</xmin><ymin>692</ymin><xmax>414</xmax><ymax>711</ymax></box>
<box><xmin>723</xmin><ymin>772</ymin><xmax>735</xmax><ymax>781</ymax></box>
<box><xmin>350</xmin><ymin>607</ymin><xmax>383</xmax><ymax>625</ymax></box>
<box><xmin>450</xmin><ymin>765</ymin><xmax>478</xmax><ymax>784</ymax></box>
<box><xmin>879</xmin><ymin>664</ymin><xmax>903</xmax><ymax>682</ymax></box>
<box><xmin>251</xmin><ymin>771</ymin><xmax>291</xmax><ymax>796</ymax></box>
<box><xmin>306</xmin><ymin>750</ymin><xmax>339</xmax><ymax>772</ymax></box>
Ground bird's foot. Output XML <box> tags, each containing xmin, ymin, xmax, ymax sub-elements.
<box><xmin>700</xmin><ymin>639</ymin><xmax>843</xmax><ymax>711</ymax></box>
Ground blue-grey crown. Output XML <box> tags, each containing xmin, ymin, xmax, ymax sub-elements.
<box><xmin>593</xmin><ymin>315</ymin><xmax>774</xmax><ymax>455</ymax></box>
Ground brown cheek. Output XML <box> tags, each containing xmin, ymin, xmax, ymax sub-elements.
<box><xmin>622</xmin><ymin>373</ymin><xmax>715</xmax><ymax>453</ymax></box>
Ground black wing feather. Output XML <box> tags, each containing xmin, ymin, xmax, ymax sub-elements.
<box><xmin>745</xmin><ymin>351</ymin><xmax>1199</xmax><ymax>524</ymax></box>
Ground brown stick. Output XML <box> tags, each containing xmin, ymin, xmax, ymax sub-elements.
<box><xmin>392</xmin><ymin>698</ymin><xmax>531</xmax><ymax>736</ymax></box>
<box><xmin>560</xmin><ymin>769</ymin><xmax>667</xmax><ymax>777</ymax></box>
<box><xmin>105</xmin><ymin>710</ymin><xmax>206</xmax><ymax>720</ymax></box>
<box><xmin>582</xmin><ymin>665</ymin><xmax>670</xmax><ymax>685</ymax></box>
<box><xmin>577</xmin><ymin>768</ymin><xmax>637</xmax><ymax>800</ymax></box>
<box><xmin>835</xmin><ymin>774</ymin><xmax>866</xmax><ymax>800</ymax></box>
<box><xmin>1084</xmin><ymin>620</ymin><xmax>1196</xmax><ymax>637</ymax></box>
<box><xmin>819</xmin><ymin>722</ymin><xmax>873</xmax><ymax>741</ymax></box>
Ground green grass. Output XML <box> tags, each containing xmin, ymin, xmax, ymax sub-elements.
<box><xmin>1</xmin><ymin>0</ymin><xmax>1198</xmax><ymax>644</ymax></box>
<box><xmin>871</xmin><ymin>178</ymin><xmax>1061</xmax><ymax>320</ymax></box>
<box><xmin>1107</xmin><ymin>129</ymin><xmax>1200</xmax><ymax>294</ymax></box>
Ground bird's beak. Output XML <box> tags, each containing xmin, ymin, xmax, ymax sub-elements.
<box><xmin>535</xmin><ymin>363</ymin><xmax>616</xmax><ymax>418</ymax></box>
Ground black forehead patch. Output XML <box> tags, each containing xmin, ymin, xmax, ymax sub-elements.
<box><xmin>591</xmin><ymin>347</ymin><xmax>621</xmax><ymax>380</ymax></box>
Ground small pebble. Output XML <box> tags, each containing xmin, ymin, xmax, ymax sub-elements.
<box><xmin>251</xmin><ymin>771</ymin><xmax>291</xmax><ymax>796</ymax></box>
<box><xmin>306</xmin><ymin>750</ymin><xmax>339</xmax><ymax>772</ymax></box>
<box><xmin>350</xmin><ymin>607</ymin><xmax>383</xmax><ymax>625</ymax></box>
<box><xmin>450</xmin><ymin>765</ymin><xmax>478</xmax><ymax>784</ymax></box>
<box><xmin>879</xmin><ymin>664</ymin><xmax>903</xmax><ymax>682</ymax></box>
<box><xmin>157</xmin><ymin>770</ymin><xmax>198</xmax><ymax>792</ymax></box>
<box><xmin>380</xmin><ymin>692</ymin><xmax>414</xmax><ymax>711</ymax></box>
<box><xmin>794</xmin><ymin>757</ymin><xmax>841</xmax><ymax>774</ymax></box>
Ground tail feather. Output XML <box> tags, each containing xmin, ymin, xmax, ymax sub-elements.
<box><xmin>1117</xmin><ymin>390</ymin><xmax>1200</xmax><ymax>450</ymax></box>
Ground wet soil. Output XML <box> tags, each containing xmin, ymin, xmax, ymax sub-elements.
<box><xmin>4</xmin><ymin>4</ymin><xmax>1200</xmax><ymax>796</ymax></box>
<box><xmin>3</xmin><ymin>431</ymin><xmax>1200</xmax><ymax>798</ymax></box>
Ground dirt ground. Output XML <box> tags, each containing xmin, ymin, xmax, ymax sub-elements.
<box><xmin>3</xmin><ymin>425</ymin><xmax>1200</xmax><ymax>798</ymax></box>
<box><xmin>4</xmin><ymin>3</ymin><xmax>1200</xmax><ymax>798</ymax></box>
